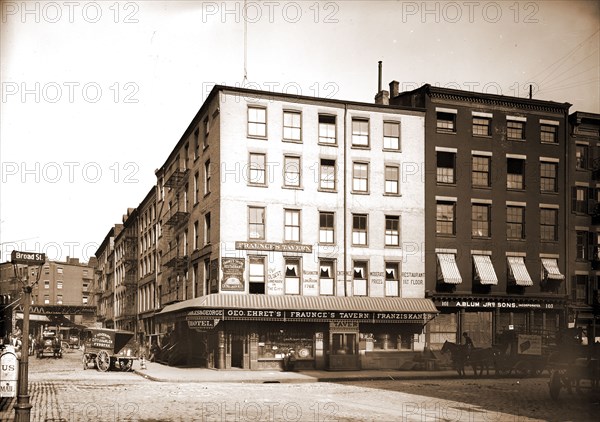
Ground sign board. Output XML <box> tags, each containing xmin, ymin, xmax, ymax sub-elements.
<box><xmin>11</xmin><ymin>250</ymin><xmax>46</xmax><ymax>265</ymax></box>
<box><xmin>221</xmin><ymin>258</ymin><xmax>245</xmax><ymax>291</ymax></box>
<box><xmin>517</xmin><ymin>334</ymin><xmax>542</xmax><ymax>356</ymax></box>
<box><xmin>0</xmin><ymin>350</ymin><xmax>18</xmax><ymax>397</ymax></box>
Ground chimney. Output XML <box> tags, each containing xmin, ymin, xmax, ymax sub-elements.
<box><xmin>389</xmin><ymin>80</ymin><xmax>399</xmax><ymax>98</ymax></box>
<box><xmin>374</xmin><ymin>61</ymin><xmax>389</xmax><ymax>105</ymax></box>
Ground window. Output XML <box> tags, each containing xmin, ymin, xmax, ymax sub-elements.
<box><xmin>203</xmin><ymin>117</ymin><xmax>210</xmax><ymax>148</ymax></box>
<box><xmin>573</xmin><ymin>274</ymin><xmax>588</xmax><ymax>303</ymax></box>
<box><xmin>44</xmin><ymin>280</ymin><xmax>50</xmax><ymax>289</ymax></box>
<box><xmin>284</xmin><ymin>209</ymin><xmax>300</xmax><ymax>242</ymax></box>
<box><xmin>352</xmin><ymin>162</ymin><xmax>369</xmax><ymax>192</ymax></box>
<box><xmin>318</xmin><ymin>115</ymin><xmax>336</xmax><ymax>144</ymax></box>
<box><xmin>473</xmin><ymin>117</ymin><xmax>491</xmax><ymax>136</ymax></box>
<box><xmin>248</xmin><ymin>153</ymin><xmax>266</xmax><ymax>185</ymax></box>
<box><xmin>385</xmin><ymin>216</ymin><xmax>400</xmax><ymax>246</ymax></box>
<box><xmin>385</xmin><ymin>166</ymin><xmax>400</xmax><ymax>195</ymax></box>
<box><xmin>283</xmin><ymin>111</ymin><xmax>301</xmax><ymax>141</ymax></box>
<box><xmin>194</xmin><ymin>128</ymin><xmax>200</xmax><ymax>159</ymax></box>
<box><xmin>437</xmin><ymin>151</ymin><xmax>456</xmax><ymax>184</ymax></box>
<box><xmin>248</xmin><ymin>207</ymin><xmax>265</xmax><ymax>240</ymax></box>
<box><xmin>194</xmin><ymin>172</ymin><xmax>199</xmax><ymax>204</ymax></box>
<box><xmin>83</xmin><ymin>296</ymin><xmax>88</xmax><ymax>305</ymax></box>
<box><xmin>319</xmin><ymin>211</ymin><xmax>334</xmax><ymax>243</ymax></box>
<box><xmin>576</xmin><ymin>145</ymin><xmax>589</xmax><ymax>170</ymax></box>
<box><xmin>57</xmin><ymin>281</ymin><xmax>63</xmax><ymax>289</ymax></box>
<box><xmin>507</xmin><ymin>158</ymin><xmax>525</xmax><ymax>189</ymax></box>
<box><xmin>352</xmin><ymin>119</ymin><xmax>369</xmax><ymax>147</ymax></box>
<box><xmin>44</xmin><ymin>295</ymin><xmax>50</xmax><ymax>305</ymax></box>
<box><xmin>57</xmin><ymin>267</ymin><xmax>63</xmax><ymax>274</ymax></box>
<box><xmin>383</xmin><ymin>122</ymin><xmax>400</xmax><ymax>150</ymax></box>
<box><xmin>284</xmin><ymin>259</ymin><xmax>301</xmax><ymax>295</ymax></box>
<box><xmin>573</xmin><ymin>187</ymin><xmax>588</xmax><ymax>213</ymax></box>
<box><xmin>541</xmin><ymin>124</ymin><xmax>558</xmax><ymax>143</ymax></box>
<box><xmin>437</xmin><ymin>112</ymin><xmax>456</xmax><ymax>133</ymax></box>
<box><xmin>472</xmin><ymin>155</ymin><xmax>491</xmax><ymax>187</ymax></box>
<box><xmin>385</xmin><ymin>262</ymin><xmax>399</xmax><ymax>296</ymax></box>
<box><xmin>352</xmin><ymin>214</ymin><xmax>368</xmax><ymax>245</ymax></box>
<box><xmin>507</xmin><ymin>120</ymin><xmax>525</xmax><ymax>140</ymax></box>
<box><xmin>353</xmin><ymin>261</ymin><xmax>368</xmax><ymax>296</ymax></box>
<box><xmin>204</xmin><ymin>160</ymin><xmax>211</xmax><ymax>195</ymax></box>
<box><xmin>57</xmin><ymin>294</ymin><xmax>63</xmax><ymax>305</ymax></box>
<box><xmin>320</xmin><ymin>159</ymin><xmax>336</xmax><ymax>190</ymax></box>
<box><xmin>283</xmin><ymin>156</ymin><xmax>301</xmax><ymax>187</ymax></box>
<box><xmin>204</xmin><ymin>213</ymin><xmax>211</xmax><ymax>245</ymax></box>
<box><xmin>576</xmin><ymin>231</ymin><xmax>589</xmax><ymax>260</ymax></box>
<box><xmin>507</xmin><ymin>206</ymin><xmax>525</xmax><ymax>239</ymax></box>
<box><xmin>248</xmin><ymin>106</ymin><xmax>266</xmax><ymax>137</ymax></box>
<box><xmin>436</xmin><ymin>201</ymin><xmax>456</xmax><ymax>235</ymax></box>
<box><xmin>540</xmin><ymin>208</ymin><xmax>558</xmax><ymax>241</ymax></box>
<box><xmin>249</xmin><ymin>257</ymin><xmax>265</xmax><ymax>294</ymax></box>
<box><xmin>540</xmin><ymin>162</ymin><xmax>558</xmax><ymax>193</ymax></box>
<box><xmin>319</xmin><ymin>261</ymin><xmax>335</xmax><ymax>295</ymax></box>
<box><xmin>472</xmin><ymin>204</ymin><xmax>490</xmax><ymax>238</ymax></box>
<box><xmin>193</xmin><ymin>221</ymin><xmax>199</xmax><ymax>250</ymax></box>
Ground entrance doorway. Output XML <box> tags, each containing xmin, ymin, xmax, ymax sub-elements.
<box><xmin>329</xmin><ymin>332</ymin><xmax>359</xmax><ymax>370</ymax></box>
<box><xmin>231</xmin><ymin>335</ymin><xmax>245</xmax><ymax>368</ymax></box>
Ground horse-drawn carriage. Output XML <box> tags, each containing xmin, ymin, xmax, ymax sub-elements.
<box><xmin>441</xmin><ymin>340</ymin><xmax>497</xmax><ymax>377</ymax></box>
<box><xmin>547</xmin><ymin>328</ymin><xmax>600</xmax><ymax>400</ymax></box>
<box><xmin>493</xmin><ymin>331</ymin><xmax>547</xmax><ymax>377</ymax></box>
<box><xmin>81</xmin><ymin>328</ymin><xmax>137</xmax><ymax>372</ymax></box>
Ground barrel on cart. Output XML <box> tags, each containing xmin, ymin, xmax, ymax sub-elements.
<box><xmin>81</xmin><ymin>328</ymin><xmax>137</xmax><ymax>372</ymax></box>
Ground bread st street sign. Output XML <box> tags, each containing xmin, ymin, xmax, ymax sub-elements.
<box><xmin>11</xmin><ymin>251</ymin><xmax>46</xmax><ymax>265</ymax></box>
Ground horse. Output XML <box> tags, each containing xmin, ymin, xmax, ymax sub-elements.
<box><xmin>468</xmin><ymin>347</ymin><xmax>499</xmax><ymax>376</ymax></box>
<box><xmin>441</xmin><ymin>340</ymin><xmax>468</xmax><ymax>377</ymax></box>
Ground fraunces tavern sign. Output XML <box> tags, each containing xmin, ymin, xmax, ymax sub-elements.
<box><xmin>235</xmin><ymin>241</ymin><xmax>313</xmax><ymax>253</ymax></box>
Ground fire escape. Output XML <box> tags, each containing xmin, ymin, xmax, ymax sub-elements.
<box><xmin>160</xmin><ymin>159</ymin><xmax>190</xmax><ymax>306</ymax></box>
<box><xmin>122</xmin><ymin>231</ymin><xmax>138</xmax><ymax>331</ymax></box>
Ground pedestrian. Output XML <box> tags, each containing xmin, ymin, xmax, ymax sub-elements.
<box><xmin>462</xmin><ymin>332</ymin><xmax>474</xmax><ymax>358</ymax></box>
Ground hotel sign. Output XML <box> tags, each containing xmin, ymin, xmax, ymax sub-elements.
<box><xmin>235</xmin><ymin>242</ymin><xmax>313</xmax><ymax>253</ymax></box>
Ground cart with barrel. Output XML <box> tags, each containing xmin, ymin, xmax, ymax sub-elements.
<box><xmin>81</xmin><ymin>328</ymin><xmax>137</xmax><ymax>372</ymax></box>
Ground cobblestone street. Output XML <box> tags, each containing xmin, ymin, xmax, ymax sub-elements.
<box><xmin>0</xmin><ymin>349</ymin><xmax>598</xmax><ymax>421</ymax></box>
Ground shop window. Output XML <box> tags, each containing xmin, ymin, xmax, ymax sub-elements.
<box><xmin>258</xmin><ymin>329</ymin><xmax>314</xmax><ymax>360</ymax></box>
<box><xmin>332</xmin><ymin>333</ymin><xmax>357</xmax><ymax>355</ymax></box>
<box><xmin>284</xmin><ymin>259</ymin><xmax>301</xmax><ymax>295</ymax></box>
<box><xmin>319</xmin><ymin>261</ymin><xmax>335</xmax><ymax>295</ymax></box>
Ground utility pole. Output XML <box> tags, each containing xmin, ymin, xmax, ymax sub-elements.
<box><xmin>11</xmin><ymin>250</ymin><xmax>45</xmax><ymax>422</ymax></box>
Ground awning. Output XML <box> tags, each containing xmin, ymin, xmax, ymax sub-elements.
<box><xmin>15</xmin><ymin>313</ymin><xmax>51</xmax><ymax>322</ymax></box>
<box><xmin>157</xmin><ymin>294</ymin><xmax>438</xmax><ymax>323</ymax></box>
<box><xmin>437</xmin><ymin>253</ymin><xmax>462</xmax><ymax>284</ymax></box>
<box><xmin>541</xmin><ymin>258</ymin><xmax>565</xmax><ymax>282</ymax></box>
<box><xmin>473</xmin><ymin>255</ymin><xmax>498</xmax><ymax>285</ymax></box>
<box><xmin>507</xmin><ymin>256</ymin><xmax>533</xmax><ymax>286</ymax></box>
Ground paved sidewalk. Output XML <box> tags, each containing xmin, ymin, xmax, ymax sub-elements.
<box><xmin>133</xmin><ymin>360</ymin><xmax>459</xmax><ymax>383</ymax></box>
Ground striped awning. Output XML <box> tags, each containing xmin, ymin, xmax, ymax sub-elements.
<box><xmin>437</xmin><ymin>253</ymin><xmax>462</xmax><ymax>284</ymax></box>
<box><xmin>507</xmin><ymin>256</ymin><xmax>533</xmax><ymax>286</ymax></box>
<box><xmin>473</xmin><ymin>255</ymin><xmax>498</xmax><ymax>285</ymax></box>
<box><xmin>541</xmin><ymin>258</ymin><xmax>564</xmax><ymax>282</ymax></box>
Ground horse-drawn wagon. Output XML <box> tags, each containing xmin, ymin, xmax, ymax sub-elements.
<box><xmin>493</xmin><ymin>331</ymin><xmax>547</xmax><ymax>377</ymax></box>
<box><xmin>81</xmin><ymin>328</ymin><xmax>137</xmax><ymax>372</ymax></box>
<box><xmin>547</xmin><ymin>328</ymin><xmax>599</xmax><ymax>400</ymax></box>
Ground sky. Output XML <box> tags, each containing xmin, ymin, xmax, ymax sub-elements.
<box><xmin>1</xmin><ymin>0</ymin><xmax>599</xmax><ymax>263</ymax></box>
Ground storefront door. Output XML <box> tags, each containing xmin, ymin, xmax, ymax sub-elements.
<box><xmin>329</xmin><ymin>332</ymin><xmax>359</xmax><ymax>370</ymax></box>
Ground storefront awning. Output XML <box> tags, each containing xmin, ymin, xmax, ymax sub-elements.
<box><xmin>507</xmin><ymin>256</ymin><xmax>533</xmax><ymax>286</ymax></box>
<box><xmin>473</xmin><ymin>255</ymin><xmax>498</xmax><ymax>285</ymax></box>
<box><xmin>157</xmin><ymin>294</ymin><xmax>438</xmax><ymax>323</ymax></box>
<box><xmin>541</xmin><ymin>258</ymin><xmax>564</xmax><ymax>282</ymax></box>
<box><xmin>15</xmin><ymin>313</ymin><xmax>51</xmax><ymax>322</ymax></box>
<box><xmin>437</xmin><ymin>253</ymin><xmax>462</xmax><ymax>284</ymax></box>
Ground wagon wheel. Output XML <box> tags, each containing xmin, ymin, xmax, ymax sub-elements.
<box><xmin>549</xmin><ymin>370</ymin><xmax>562</xmax><ymax>400</ymax></box>
<box><xmin>120</xmin><ymin>359</ymin><xmax>133</xmax><ymax>372</ymax></box>
<box><xmin>96</xmin><ymin>350</ymin><xmax>111</xmax><ymax>372</ymax></box>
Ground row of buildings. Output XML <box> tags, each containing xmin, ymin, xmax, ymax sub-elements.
<box><xmin>2</xmin><ymin>77</ymin><xmax>599</xmax><ymax>370</ymax></box>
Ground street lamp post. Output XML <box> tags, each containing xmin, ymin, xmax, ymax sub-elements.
<box><xmin>10</xmin><ymin>250</ymin><xmax>45</xmax><ymax>422</ymax></box>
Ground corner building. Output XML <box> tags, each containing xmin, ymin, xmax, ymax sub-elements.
<box><xmin>154</xmin><ymin>86</ymin><xmax>437</xmax><ymax>370</ymax></box>
<box><xmin>391</xmin><ymin>84</ymin><xmax>571</xmax><ymax>349</ymax></box>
